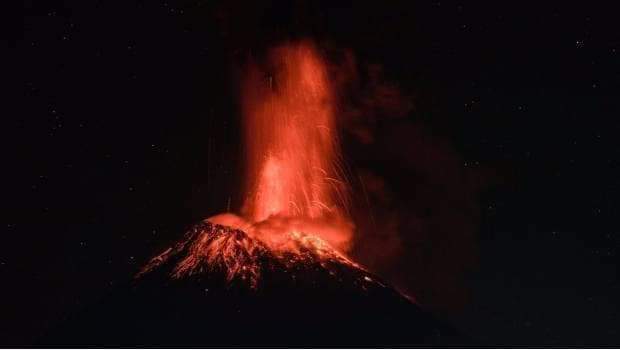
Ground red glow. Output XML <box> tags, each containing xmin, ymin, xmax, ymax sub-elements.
<box><xmin>139</xmin><ymin>41</ymin><xmax>359</xmax><ymax>288</ymax></box>
<box><xmin>241</xmin><ymin>41</ymin><xmax>353</xmax><ymax>251</ymax></box>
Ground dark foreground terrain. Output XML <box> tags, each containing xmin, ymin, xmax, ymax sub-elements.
<box><xmin>43</xmin><ymin>222</ymin><xmax>468</xmax><ymax>346</ymax></box>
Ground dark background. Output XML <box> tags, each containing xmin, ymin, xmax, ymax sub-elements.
<box><xmin>7</xmin><ymin>0</ymin><xmax>620</xmax><ymax>345</ymax></box>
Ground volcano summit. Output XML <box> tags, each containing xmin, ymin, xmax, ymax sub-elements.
<box><xmin>44</xmin><ymin>220</ymin><xmax>466</xmax><ymax>346</ymax></box>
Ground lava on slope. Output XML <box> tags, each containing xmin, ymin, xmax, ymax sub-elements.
<box><xmin>43</xmin><ymin>220</ymin><xmax>467</xmax><ymax>346</ymax></box>
<box><xmin>138</xmin><ymin>220</ymin><xmax>366</xmax><ymax>291</ymax></box>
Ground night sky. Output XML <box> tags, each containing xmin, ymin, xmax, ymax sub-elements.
<box><xmin>8</xmin><ymin>0</ymin><xmax>620</xmax><ymax>345</ymax></box>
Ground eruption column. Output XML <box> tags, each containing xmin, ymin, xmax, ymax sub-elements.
<box><xmin>241</xmin><ymin>41</ymin><xmax>352</xmax><ymax>250</ymax></box>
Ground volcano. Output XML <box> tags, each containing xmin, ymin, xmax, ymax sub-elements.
<box><xmin>43</xmin><ymin>220</ymin><xmax>467</xmax><ymax>346</ymax></box>
<box><xmin>43</xmin><ymin>41</ymin><xmax>470</xmax><ymax>346</ymax></box>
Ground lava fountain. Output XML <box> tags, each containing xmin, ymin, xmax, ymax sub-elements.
<box><xmin>139</xmin><ymin>41</ymin><xmax>363</xmax><ymax>288</ymax></box>
<box><xmin>239</xmin><ymin>40</ymin><xmax>353</xmax><ymax>250</ymax></box>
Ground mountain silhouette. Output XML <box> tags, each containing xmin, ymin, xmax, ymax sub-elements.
<box><xmin>43</xmin><ymin>221</ymin><xmax>469</xmax><ymax>346</ymax></box>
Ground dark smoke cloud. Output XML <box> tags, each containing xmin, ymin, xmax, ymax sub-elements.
<box><xmin>326</xmin><ymin>48</ymin><xmax>495</xmax><ymax>315</ymax></box>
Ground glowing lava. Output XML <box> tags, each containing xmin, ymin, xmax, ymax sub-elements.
<box><xmin>241</xmin><ymin>40</ymin><xmax>353</xmax><ymax>251</ymax></box>
<box><xmin>140</xmin><ymin>41</ymin><xmax>359</xmax><ymax>287</ymax></box>
<box><xmin>139</xmin><ymin>221</ymin><xmax>367</xmax><ymax>289</ymax></box>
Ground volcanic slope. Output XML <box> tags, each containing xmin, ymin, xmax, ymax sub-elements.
<box><xmin>44</xmin><ymin>221</ymin><xmax>468</xmax><ymax>346</ymax></box>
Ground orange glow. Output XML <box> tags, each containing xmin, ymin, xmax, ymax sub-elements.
<box><xmin>139</xmin><ymin>41</ymin><xmax>359</xmax><ymax>288</ymax></box>
<box><xmin>241</xmin><ymin>41</ymin><xmax>353</xmax><ymax>251</ymax></box>
<box><xmin>139</xmin><ymin>221</ymin><xmax>366</xmax><ymax>290</ymax></box>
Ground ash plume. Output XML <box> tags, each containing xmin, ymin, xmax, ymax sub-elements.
<box><xmin>324</xmin><ymin>47</ymin><xmax>493</xmax><ymax>314</ymax></box>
